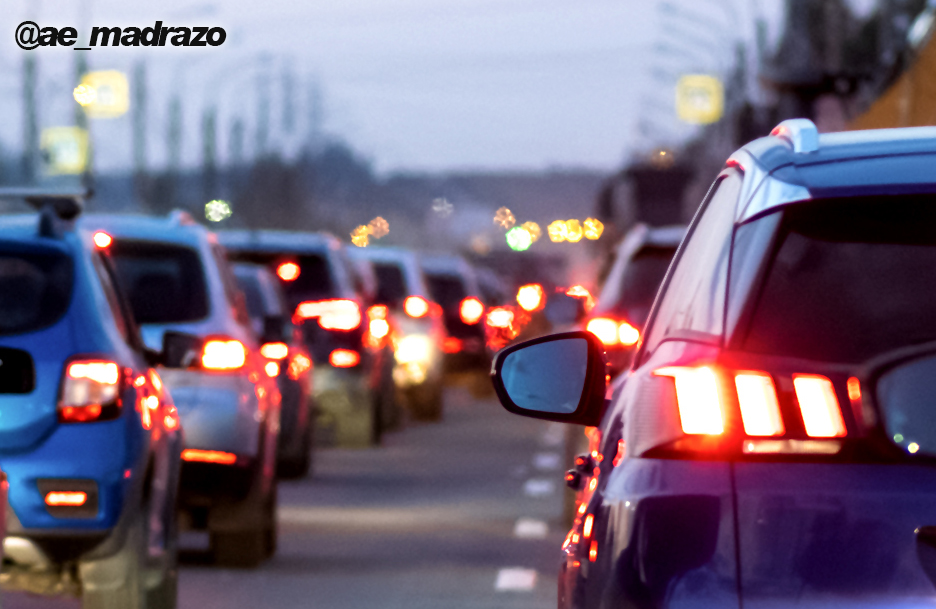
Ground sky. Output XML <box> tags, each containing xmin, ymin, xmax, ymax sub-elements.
<box><xmin>0</xmin><ymin>0</ymin><xmax>788</xmax><ymax>175</ymax></box>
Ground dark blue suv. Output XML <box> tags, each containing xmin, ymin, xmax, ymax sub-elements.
<box><xmin>0</xmin><ymin>193</ymin><xmax>183</xmax><ymax>608</ymax></box>
<box><xmin>492</xmin><ymin>121</ymin><xmax>936</xmax><ymax>608</ymax></box>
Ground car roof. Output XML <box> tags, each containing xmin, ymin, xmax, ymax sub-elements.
<box><xmin>348</xmin><ymin>246</ymin><xmax>430</xmax><ymax>297</ymax></box>
<box><xmin>216</xmin><ymin>229</ymin><xmax>342</xmax><ymax>254</ymax></box>
<box><xmin>80</xmin><ymin>211</ymin><xmax>208</xmax><ymax>247</ymax></box>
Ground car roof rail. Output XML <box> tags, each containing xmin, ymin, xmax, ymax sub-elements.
<box><xmin>769</xmin><ymin>118</ymin><xmax>820</xmax><ymax>154</ymax></box>
<box><xmin>168</xmin><ymin>209</ymin><xmax>197</xmax><ymax>226</ymax></box>
<box><xmin>0</xmin><ymin>187</ymin><xmax>89</xmax><ymax>238</ymax></box>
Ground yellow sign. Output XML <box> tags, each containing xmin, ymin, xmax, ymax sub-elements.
<box><xmin>79</xmin><ymin>70</ymin><xmax>129</xmax><ymax>118</ymax></box>
<box><xmin>676</xmin><ymin>75</ymin><xmax>724</xmax><ymax>125</ymax></box>
<box><xmin>41</xmin><ymin>127</ymin><xmax>89</xmax><ymax>175</ymax></box>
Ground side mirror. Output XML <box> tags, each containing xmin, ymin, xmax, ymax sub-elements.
<box><xmin>261</xmin><ymin>315</ymin><xmax>287</xmax><ymax>344</ymax></box>
<box><xmin>491</xmin><ymin>331</ymin><xmax>606</xmax><ymax>426</ymax></box>
<box><xmin>161</xmin><ymin>331</ymin><xmax>203</xmax><ymax>369</ymax></box>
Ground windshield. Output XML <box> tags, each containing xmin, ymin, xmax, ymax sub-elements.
<box><xmin>373</xmin><ymin>263</ymin><xmax>407</xmax><ymax>306</ymax></box>
<box><xmin>743</xmin><ymin>196</ymin><xmax>936</xmax><ymax>363</ymax></box>
<box><xmin>227</xmin><ymin>250</ymin><xmax>335</xmax><ymax>304</ymax></box>
<box><xmin>603</xmin><ymin>246</ymin><xmax>676</xmax><ymax>326</ymax></box>
<box><xmin>426</xmin><ymin>273</ymin><xmax>466</xmax><ymax>309</ymax></box>
<box><xmin>0</xmin><ymin>246</ymin><xmax>73</xmax><ymax>336</ymax></box>
<box><xmin>109</xmin><ymin>240</ymin><xmax>209</xmax><ymax>324</ymax></box>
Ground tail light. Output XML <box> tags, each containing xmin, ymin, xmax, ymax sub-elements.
<box><xmin>586</xmin><ymin>317</ymin><xmax>640</xmax><ymax>347</ymax></box>
<box><xmin>486</xmin><ymin>307</ymin><xmax>514</xmax><ymax>329</ymax></box>
<box><xmin>264</xmin><ymin>361</ymin><xmax>280</xmax><ymax>377</ymax></box>
<box><xmin>329</xmin><ymin>349</ymin><xmax>361</xmax><ymax>368</ymax></box>
<box><xmin>367</xmin><ymin>305</ymin><xmax>390</xmax><ymax>339</ymax></box>
<box><xmin>45</xmin><ymin>491</ymin><xmax>87</xmax><ymax>507</ymax></box>
<box><xmin>516</xmin><ymin>284</ymin><xmax>544</xmax><ymax>312</ymax></box>
<box><xmin>92</xmin><ymin>231</ymin><xmax>112</xmax><ymax>249</ymax></box>
<box><xmin>276</xmin><ymin>261</ymin><xmax>300</xmax><ymax>282</ymax></box>
<box><xmin>734</xmin><ymin>371</ymin><xmax>784</xmax><ymax>436</ymax></box>
<box><xmin>459</xmin><ymin>297</ymin><xmax>484</xmax><ymax>325</ymax></box>
<box><xmin>201</xmin><ymin>339</ymin><xmax>247</xmax><ymax>371</ymax></box>
<box><xmin>260</xmin><ymin>342</ymin><xmax>289</xmax><ymax>360</ymax></box>
<box><xmin>182</xmin><ymin>449</ymin><xmax>237</xmax><ymax>465</ymax></box>
<box><xmin>287</xmin><ymin>352</ymin><xmax>312</xmax><ymax>380</ymax></box>
<box><xmin>59</xmin><ymin>360</ymin><xmax>122</xmax><ymax>423</ymax></box>
<box><xmin>296</xmin><ymin>299</ymin><xmax>362</xmax><ymax>331</ymax></box>
<box><xmin>654</xmin><ymin>367</ymin><xmax>724</xmax><ymax>435</ymax></box>
<box><xmin>793</xmin><ymin>374</ymin><xmax>846</xmax><ymax>438</ymax></box>
<box><xmin>404</xmin><ymin>296</ymin><xmax>429</xmax><ymax>318</ymax></box>
<box><xmin>443</xmin><ymin>337</ymin><xmax>462</xmax><ymax>353</ymax></box>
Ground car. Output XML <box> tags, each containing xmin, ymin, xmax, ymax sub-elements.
<box><xmin>218</xmin><ymin>230</ymin><xmax>393</xmax><ymax>446</ymax></box>
<box><xmin>83</xmin><ymin>211</ymin><xmax>280</xmax><ymax>568</ymax></box>
<box><xmin>349</xmin><ymin>246</ymin><xmax>447</xmax><ymax>421</ymax></box>
<box><xmin>585</xmin><ymin>223</ymin><xmax>685</xmax><ymax>376</ymax></box>
<box><xmin>490</xmin><ymin>120</ymin><xmax>936</xmax><ymax>608</ymax></box>
<box><xmin>0</xmin><ymin>192</ymin><xmax>182</xmax><ymax>607</ymax></box>
<box><xmin>232</xmin><ymin>263</ymin><xmax>316</xmax><ymax>479</ymax></box>
<box><xmin>420</xmin><ymin>254</ymin><xmax>488</xmax><ymax>372</ymax></box>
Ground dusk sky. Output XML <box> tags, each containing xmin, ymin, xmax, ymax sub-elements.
<box><xmin>0</xmin><ymin>0</ymin><xmax>786</xmax><ymax>174</ymax></box>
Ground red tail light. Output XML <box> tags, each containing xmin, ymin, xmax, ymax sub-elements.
<box><xmin>276</xmin><ymin>261</ymin><xmax>300</xmax><ymax>282</ymax></box>
<box><xmin>264</xmin><ymin>361</ymin><xmax>280</xmax><ymax>377</ymax></box>
<box><xmin>404</xmin><ymin>296</ymin><xmax>429</xmax><ymax>318</ymax></box>
<box><xmin>793</xmin><ymin>374</ymin><xmax>846</xmax><ymax>438</ymax></box>
<box><xmin>586</xmin><ymin>317</ymin><xmax>640</xmax><ymax>347</ymax></box>
<box><xmin>201</xmin><ymin>339</ymin><xmax>247</xmax><ymax>371</ymax></box>
<box><xmin>734</xmin><ymin>371</ymin><xmax>785</xmax><ymax>436</ymax></box>
<box><xmin>182</xmin><ymin>449</ymin><xmax>237</xmax><ymax>465</ymax></box>
<box><xmin>486</xmin><ymin>307</ymin><xmax>514</xmax><ymax>329</ymax></box>
<box><xmin>92</xmin><ymin>231</ymin><xmax>112</xmax><ymax>249</ymax></box>
<box><xmin>329</xmin><ymin>349</ymin><xmax>360</xmax><ymax>368</ymax></box>
<box><xmin>653</xmin><ymin>366</ymin><xmax>724</xmax><ymax>435</ymax></box>
<box><xmin>459</xmin><ymin>297</ymin><xmax>484</xmax><ymax>325</ymax></box>
<box><xmin>295</xmin><ymin>299</ymin><xmax>362</xmax><ymax>331</ymax></box>
<box><xmin>516</xmin><ymin>284</ymin><xmax>544</xmax><ymax>312</ymax></box>
<box><xmin>443</xmin><ymin>337</ymin><xmax>462</xmax><ymax>353</ymax></box>
<box><xmin>260</xmin><ymin>342</ymin><xmax>289</xmax><ymax>360</ymax></box>
<box><xmin>45</xmin><ymin>491</ymin><xmax>88</xmax><ymax>507</ymax></box>
<box><xmin>59</xmin><ymin>360</ymin><xmax>121</xmax><ymax>423</ymax></box>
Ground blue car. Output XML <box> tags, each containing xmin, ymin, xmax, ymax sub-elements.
<box><xmin>492</xmin><ymin>121</ymin><xmax>936</xmax><ymax>608</ymax></box>
<box><xmin>0</xmin><ymin>192</ymin><xmax>182</xmax><ymax>608</ymax></box>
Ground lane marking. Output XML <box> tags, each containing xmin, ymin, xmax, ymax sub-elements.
<box><xmin>523</xmin><ymin>478</ymin><xmax>555</xmax><ymax>497</ymax></box>
<box><xmin>541</xmin><ymin>423</ymin><xmax>564</xmax><ymax>447</ymax></box>
<box><xmin>495</xmin><ymin>567</ymin><xmax>538</xmax><ymax>591</ymax></box>
<box><xmin>513</xmin><ymin>518</ymin><xmax>548</xmax><ymax>539</ymax></box>
<box><xmin>533</xmin><ymin>452</ymin><xmax>560</xmax><ymax>470</ymax></box>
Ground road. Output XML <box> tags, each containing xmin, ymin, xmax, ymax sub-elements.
<box><xmin>6</xmin><ymin>381</ymin><xmax>567</xmax><ymax>608</ymax></box>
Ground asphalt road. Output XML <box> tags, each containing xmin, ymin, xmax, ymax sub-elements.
<box><xmin>6</xmin><ymin>380</ymin><xmax>567</xmax><ymax>608</ymax></box>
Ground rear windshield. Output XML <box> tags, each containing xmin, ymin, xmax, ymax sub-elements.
<box><xmin>0</xmin><ymin>247</ymin><xmax>73</xmax><ymax>336</ymax></box>
<box><xmin>227</xmin><ymin>251</ymin><xmax>334</xmax><ymax>304</ymax></box>
<box><xmin>234</xmin><ymin>272</ymin><xmax>265</xmax><ymax>320</ymax></box>
<box><xmin>743</xmin><ymin>196</ymin><xmax>936</xmax><ymax>363</ymax></box>
<box><xmin>605</xmin><ymin>246</ymin><xmax>676</xmax><ymax>326</ymax></box>
<box><xmin>426</xmin><ymin>273</ymin><xmax>466</xmax><ymax>309</ymax></box>
<box><xmin>373</xmin><ymin>263</ymin><xmax>407</xmax><ymax>306</ymax></box>
<box><xmin>110</xmin><ymin>241</ymin><xmax>209</xmax><ymax>324</ymax></box>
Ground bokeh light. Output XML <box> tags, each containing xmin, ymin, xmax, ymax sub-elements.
<box><xmin>205</xmin><ymin>200</ymin><xmax>232</xmax><ymax>222</ymax></box>
<box><xmin>493</xmin><ymin>207</ymin><xmax>516</xmax><ymax>230</ymax></box>
<box><xmin>506</xmin><ymin>226</ymin><xmax>533</xmax><ymax>251</ymax></box>
<box><xmin>276</xmin><ymin>262</ymin><xmax>300</xmax><ymax>282</ymax></box>
<box><xmin>548</xmin><ymin>220</ymin><xmax>568</xmax><ymax>243</ymax></box>
<box><xmin>584</xmin><ymin>218</ymin><xmax>604</xmax><ymax>240</ymax></box>
<box><xmin>351</xmin><ymin>225</ymin><xmax>370</xmax><ymax>247</ymax></box>
<box><xmin>368</xmin><ymin>216</ymin><xmax>389</xmax><ymax>238</ymax></box>
<box><xmin>432</xmin><ymin>197</ymin><xmax>454</xmax><ymax>217</ymax></box>
<box><xmin>516</xmin><ymin>283</ymin><xmax>545</xmax><ymax>312</ymax></box>
<box><xmin>522</xmin><ymin>221</ymin><xmax>542</xmax><ymax>242</ymax></box>
<box><xmin>73</xmin><ymin>84</ymin><xmax>97</xmax><ymax>107</ymax></box>
<box><xmin>565</xmin><ymin>219</ymin><xmax>584</xmax><ymax>243</ymax></box>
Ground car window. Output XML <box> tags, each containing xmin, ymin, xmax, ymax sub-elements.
<box><xmin>0</xmin><ymin>246</ymin><xmax>73</xmax><ymax>336</ymax></box>
<box><xmin>109</xmin><ymin>240</ymin><xmax>209</xmax><ymax>324</ymax></box>
<box><xmin>234</xmin><ymin>271</ymin><xmax>266</xmax><ymax>320</ymax></box>
<box><xmin>604</xmin><ymin>245</ymin><xmax>677</xmax><ymax>327</ymax></box>
<box><xmin>742</xmin><ymin>195</ymin><xmax>936</xmax><ymax>363</ymax></box>
<box><xmin>640</xmin><ymin>172</ymin><xmax>741</xmax><ymax>359</ymax></box>
<box><xmin>426</xmin><ymin>273</ymin><xmax>467</xmax><ymax>308</ymax></box>
<box><xmin>227</xmin><ymin>249</ymin><xmax>335</xmax><ymax>303</ymax></box>
<box><xmin>92</xmin><ymin>251</ymin><xmax>131</xmax><ymax>343</ymax></box>
<box><xmin>373</xmin><ymin>262</ymin><xmax>407</xmax><ymax>306</ymax></box>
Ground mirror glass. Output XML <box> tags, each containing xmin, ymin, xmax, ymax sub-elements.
<box><xmin>877</xmin><ymin>353</ymin><xmax>936</xmax><ymax>456</ymax></box>
<box><xmin>500</xmin><ymin>338</ymin><xmax>589</xmax><ymax>414</ymax></box>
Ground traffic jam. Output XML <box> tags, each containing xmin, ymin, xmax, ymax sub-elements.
<box><xmin>5</xmin><ymin>0</ymin><xmax>936</xmax><ymax>608</ymax></box>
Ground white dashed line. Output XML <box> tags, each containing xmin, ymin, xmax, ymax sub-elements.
<box><xmin>541</xmin><ymin>423</ymin><xmax>565</xmax><ymax>447</ymax></box>
<box><xmin>523</xmin><ymin>478</ymin><xmax>555</xmax><ymax>497</ymax></box>
<box><xmin>513</xmin><ymin>518</ymin><xmax>548</xmax><ymax>539</ymax></box>
<box><xmin>495</xmin><ymin>567</ymin><xmax>538</xmax><ymax>591</ymax></box>
<box><xmin>533</xmin><ymin>452</ymin><xmax>561</xmax><ymax>470</ymax></box>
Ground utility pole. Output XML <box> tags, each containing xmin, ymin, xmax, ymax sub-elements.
<box><xmin>132</xmin><ymin>60</ymin><xmax>148</xmax><ymax>208</ymax></box>
<box><xmin>22</xmin><ymin>54</ymin><xmax>38</xmax><ymax>183</ymax></box>
<box><xmin>166</xmin><ymin>96</ymin><xmax>182</xmax><ymax>207</ymax></box>
<box><xmin>202</xmin><ymin>106</ymin><xmax>217</xmax><ymax>202</ymax></box>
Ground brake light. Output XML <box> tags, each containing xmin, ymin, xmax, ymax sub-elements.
<box><xmin>443</xmin><ymin>337</ymin><xmax>462</xmax><ymax>353</ymax></box>
<box><xmin>182</xmin><ymin>449</ymin><xmax>237</xmax><ymax>465</ymax></box>
<box><xmin>459</xmin><ymin>297</ymin><xmax>484</xmax><ymax>325</ymax></box>
<box><xmin>486</xmin><ymin>307</ymin><xmax>514</xmax><ymax>328</ymax></box>
<box><xmin>654</xmin><ymin>366</ymin><xmax>724</xmax><ymax>435</ymax></box>
<box><xmin>793</xmin><ymin>374</ymin><xmax>846</xmax><ymax>438</ymax></box>
<box><xmin>589</xmin><ymin>540</ymin><xmax>598</xmax><ymax>562</ymax></box>
<box><xmin>260</xmin><ymin>342</ymin><xmax>289</xmax><ymax>360</ymax></box>
<box><xmin>404</xmin><ymin>296</ymin><xmax>429</xmax><ymax>318</ymax></box>
<box><xmin>847</xmin><ymin>376</ymin><xmax>861</xmax><ymax>401</ymax></box>
<box><xmin>734</xmin><ymin>371</ymin><xmax>784</xmax><ymax>436</ymax></box>
<box><xmin>59</xmin><ymin>360</ymin><xmax>121</xmax><ymax>423</ymax></box>
<box><xmin>516</xmin><ymin>284</ymin><xmax>544</xmax><ymax>312</ymax></box>
<box><xmin>264</xmin><ymin>361</ymin><xmax>280</xmax><ymax>377</ymax></box>
<box><xmin>586</xmin><ymin>318</ymin><xmax>618</xmax><ymax>345</ymax></box>
<box><xmin>295</xmin><ymin>299</ymin><xmax>362</xmax><ymax>331</ymax></box>
<box><xmin>45</xmin><ymin>491</ymin><xmax>88</xmax><ymax>507</ymax></box>
<box><xmin>583</xmin><ymin>514</ymin><xmax>594</xmax><ymax>538</ymax></box>
<box><xmin>329</xmin><ymin>349</ymin><xmax>360</xmax><ymax>368</ymax></box>
<box><xmin>618</xmin><ymin>322</ymin><xmax>640</xmax><ymax>346</ymax></box>
<box><xmin>276</xmin><ymin>261</ymin><xmax>300</xmax><ymax>282</ymax></box>
<box><xmin>92</xmin><ymin>231</ymin><xmax>112</xmax><ymax>249</ymax></box>
<box><xmin>201</xmin><ymin>339</ymin><xmax>247</xmax><ymax>371</ymax></box>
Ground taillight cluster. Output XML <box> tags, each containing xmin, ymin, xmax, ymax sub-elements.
<box><xmin>653</xmin><ymin>365</ymin><xmax>853</xmax><ymax>448</ymax></box>
<box><xmin>459</xmin><ymin>297</ymin><xmax>484</xmax><ymax>325</ymax></box>
<box><xmin>586</xmin><ymin>317</ymin><xmax>640</xmax><ymax>347</ymax></box>
<box><xmin>201</xmin><ymin>339</ymin><xmax>248</xmax><ymax>371</ymax></box>
<box><xmin>59</xmin><ymin>360</ymin><xmax>122</xmax><ymax>423</ymax></box>
<box><xmin>295</xmin><ymin>299</ymin><xmax>362</xmax><ymax>331</ymax></box>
